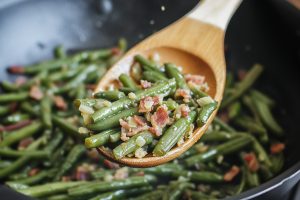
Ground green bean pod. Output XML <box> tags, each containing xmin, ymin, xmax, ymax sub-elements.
<box><xmin>85</xmin><ymin>129</ymin><xmax>120</xmax><ymax>148</ymax></box>
<box><xmin>197</xmin><ymin>102</ymin><xmax>218</xmax><ymax>127</ymax></box>
<box><xmin>93</xmin><ymin>90</ymin><xmax>126</xmax><ymax>101</ymax></box>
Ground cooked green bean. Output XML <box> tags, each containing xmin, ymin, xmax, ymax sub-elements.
<box><xmin>93</xmin><ymin>90</ymin><xmax>126</xmax><ymax>101</ymax></box>
<box><xmin>0</xmin><ymin>92</ymin><xmax>28</xmax><ymax>103</ymax></box>
<box><xmin>85</xmin><ymin>129</ymin><xmax>120</xmax><ymax>148</ymax></box>
<box><xmin>41</xmin><ymin>96</ymin><xmax>52</xmax><ymax>129</ymax></box>
<box><xmin>165</xmin><ymin>63</ymin><xmax>189</xmax><ymax>90</ymax></box>
<box><xmin>197</xmin><ymin>102</ymin><xmax>217</xmax><ymax>127</ymax></box>
<box><xmin>0</xmin><ymin>148</ymin><xmax>49</xmax><ymax>158</ymax></box>
<box><xmin>2</xmin><ymin>113</ymin><xmax>30</xmax><ymax>124</ymax></box>
<box><xmin>153</xmin><ymin>111</ymin><xmax>196</xmax><ymax>156</ymax></box>
<box><xmin>134</xmin><ymin>55</ymin><xmax>163</xmax><ymax>74</ymax></box>
<box><xmin>119</xmin><ymin>73</ymin><xmax>139</xmax><ymax>90</ymax></box>
<box><xmin>113</xmin><ymin>131</ymin><xmax>154</xmax><ymax>159</ymax></box>
<box><xmin>142</xmin><ymin>70</ymin><xmax>168</xmax><ymax>82</ymax></box>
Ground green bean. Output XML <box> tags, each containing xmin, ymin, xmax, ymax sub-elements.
<box><xmin>6</xmin><ymin>182</ymin><xmax>29</xmax><ymax>190</ymax></box>
<box><xmin>68</xmin><ymin>175</ymin><xmax>156</xmax><ymax>197</ymax></box>
<box><xmin>54</xmin><ymin>64</ymin><xmax>98</xmax><ymax>94</ymax></box>
<box><xmin>251</xmin><ymin>95</ymin><xmax>283</xmax><ymax>136</ymax></box>
<box><xmin>74</xmin><ymin>98</ymin><xmax>108</xmax><ymax>108</ymax></box>
<box><xmin>0</xmin><ymin>92</ymin><xmax>28</xmax><ymax>103</ymax></box>
<box><xmin>52</xmin><ymin>116</ymin><xmax>78</xmax><ymax>137</ymax></box>
<box><xmin>48</xmin><ymin>65</ymin><xmax>85</xmax><ymax>82</ymax></box>
<box><xmin>2</xmin><ymin>113</ymin><xmax>30</xmax><ymax>124</ymax></box>
<box><xmin>0</xmin><ymin>160</ymin><xmax>12</xmax><ymax>168</ymax></box>
<box><xmin>0</xmin><ymin>148</ymin><xmax>49</xmax><ymax>158</ymax></box>
<box><xmin>162</xmin><ymin>99</ymin><xmax>178</xmax><ymax>110</ymax></box>
<box><xmin>228</xmin><ymin>101</ymin><xmax>241</xmax><ymax>119</ymax></box>
<box><xmin>190</xmin><ymin>86</ymin><xmax>208</xmax><ymax>98</ymax></box>
<box><xmin>54</xmin><ymin>144</ymin><xmax>86</xmax><ymax>181</ymax></box>
<box><xmin>0</xmin><ymin>122</ymin><xmax>42</xmax><ymax>147</ymax></box>
<box><xmin>153</xmin><ymin>111</ymin><xmax>196</xmax><ymax>156</ymax></box>
<box><xmin>164</xmin><ymin>181</ymin><xmax>194</xmax><ymax>200</ymax></box>
<box><xmin>17</xmin><ymin>181</ymin><xmax>87</xmax><ymax>198</ymax></box>
<box><xmin>91</xmin><ymin>79</ymin><xmax>176</xmax><ymax>122</ymax></box>
<box><xmin>118</xmin><ymin>38</ymin><xmax>127</xmax><ymax>53</ymax></box>
<box><xmin>119</xmin><ymin>73</ymin><xmax>139</xmax><ymax>90</ymax></box>
<box><xmin>20</xmin><ymin>102</ymin><xmax>39</xmax><ymax>116</ymax></box>
<box><xmin>130</xmin><ymin>190</ymin><xmax>164</xmax><ymax>200</ymax></box>
<box><xmin>142</xmin><ymin>71</ymin><xmax>168</xmax><ymax>82</ymax></box>
<box><xmin>0</xmin><ymin>136</ymin><xmax>46</xmax><ymax>178</ymax></box>
<box><xmin>236</xmin><ymin>167</ymin><xmax>246</xmax><ymax>194</ymax></box>
<box><xmin>41</xmin><ymin>96</ymin><xmax>53</xmax><ymax>129</ymax></box>
<box><xmin>109</xmin><ymin>132</ymin><xmax>121</xmax><ymax>143</ymax></box>
<box><xmin>197</xmin><ymin>102</ymin><xmax>217</xmax><ymax>127</ymax></box>
<box><xmin>87</xmin><ymin>107</ymin><xmax>139</xmax><ymax>131</ymax></box>
<box><xmin>113</xmin><ymin>131</ymin><xmax>153</xmax><ymax>159</ymax></box>
<box><xmin>134</xmin><ymin>55</ymin><xmax>163</xmax><ymax>74</ymax></box>
<box><xmin>93</xmin><ymin>90</ymin><xmax>126</xmax><ymax>101</ymax></box>
<box><xmin>234</xmin><ymin>116</ymin><xmax>267</xmax><ymax>136</ymax></box>
<box><xmin>221</xmin><ymin>64</ymin><xmax>263</xmax><ymax>108</ymax></box>
<box><xmin>187</xmin><ymin>190</ymin><xmax>217</xmax><ymax>200</ymax></box>
<box><xmin>54</xmin><ymin>45</ymin><xmax>66</xmax><ymax>59</ymax></box>
<box><xmin>270</xmin><ymin>153</ymin><xmax>284</xmax><ymax>174</ymax></box>
<box><xmin>245</xmin><ymin>170</ymin><xmax>260</xmax><ymax>188</ymax></box>
<box><xmin>201</xmin><ymin>131</ymin><xmax>237</xmax><ymax>142</ymax></box>
<box><xmin>0</xmin><ymin>105</ymin><xmax>10</xmax><ymax>116</ymax></box>
<box><xmin>119</xmin><ymin>87</ymin><xmax>138</xmax><ymax>94</ymax></box>
<box><xmin>250</xmin><ymin>89</ymin><xmax>275</xmax><ymax>107</ymax></box>
<box><xmin>91</xmin><ymin>170</ymin><xmax>114</xmax><ymax>180</ymax></box>
<box><xmin>1</xmin><ymin>81</ymin><xmax>19</xmax><ymax>91</ymax></box>
<box><xmin>213</xmin><ymin>117</ymin><xmax>236</xmax><ymax>133</ymax></box>
<box><xmin>8</xmin><ymin>169</ymin><xmax>57</xmax><ymax>185</ymax></box>
<box><xmin>259</xmin><ymin>164</ymin><xmax>274</xmax><ymax>181</ymax></box>
<box><xmin>185</xmin><ymin>136</ymin><xmax>252</xmax><ymax>167</ymax></box>
<box><xmin>85</xmin><ymin>129</ymin><xmax>120</xmax><ymax>148</ymax></box>
<box><xmin>46</xmin><ymin>194</ymin><xmax>72</xmax><ymax>200</ymax></box>
<box><xmin>165</xmin><ymin>63</ymin><xmax>189</xmax><ymax>90</ymax></box>
<box><xmin>85</xmin><ymin>64</ymin><xmax>107</xmax><ymax>84</ymax></box>
<box><xmin>89</xmin><ymin>186</ymin><xmax>152</xmax><ymax>200</ymax></box>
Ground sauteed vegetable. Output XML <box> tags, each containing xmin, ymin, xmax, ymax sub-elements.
<box><xmin>0</xmin><ymin>40</ymin><xmax>285</xmax><ymax>199</ymax></box>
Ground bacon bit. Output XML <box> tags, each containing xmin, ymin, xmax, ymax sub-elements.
<box><xmin>133</xmin><ymin>115</ymin><xmax>147</xmax><ymax>126</ymax></box>
<box><xmin>62</xmin><ymin>176</ymin><xmax>72</xmax><ymax>182</ymax></box>
<box><xmin>181</xmin><ymin>104</ymin><xmax>190</xmax><ymax>117</ymax></box>
<box><xmin>120</xmin><ymin>119</ymin><xmax>131</xmax><ymax>130</ymax></box>
<box><xmin>238</xmin><ymin>69</ymin><xmax>247</xmax><ymax>80</ymax></box>
<box><xmin>15</xmin><ymin>76</ymin><xmax>27</xmax><ymax>86</ymax></box>
<box><xmin>224</xmin><ymin>165</ymin><xmax>240</xmax><ymax>182</ymax></box>
<box><xmin>114</xmin><ymin>167</ymin><xmax>129</xmax><ymax>180</ymax></box>
<box><xmin>75</xmin><ymin>166</ymin><xmax>89</xmax><ymax>181</ymax></box>
<box><xmin>104</xmin><ymin>159</ymin><xmax>120</xmax><ymax>169</ymax></box>
<box><xmin>185</xmin><ymin>74</ymin><xmax>205</xmax><ymax>85</ymax></box>
<box><xmin>86</xmin><ymin>84</ymin><xmax>97</xmax><ymax>90</ymax></box>
<box><xmin>140</xmin><ymin>80</ymin><xmax>152</xmax><ymax>89</ymax></box>
<box><xmin>135</xmin><ymin>171</ymin><xmax>145</xmax><ymax>176</ymax></box>
<box><xmin>243</xmin><ymin>153</ymin><xmax>260</xmax><ymax>172</ymax></box>
<box><xmin>8</xmin><ymin>65</ymin><xmax>25</xmax><ymax>74</ymax></box>
<box><xmin>149</xmin><ymin>105</ymin><xmax>169</xmax><ymax>136</ymax></box>
<box><xmin>149</xmin><ymin>127</ymin><xmax>162</xmax><ymax>136</ymax></box>
<box><xmin>0</xmin><ymin>120</ymin><xmax>32</xmax><ymax>132</ymax></box>
<box><xmin>270</xmin><ymin>143</ymin><xmax>285</xmax><ymax>154</ymax></box>
<box><xmin>28</xmin><ymin>168</ymin><xmax>40</xmax><ymax>177</ymax></box>
<box><xmin>175</xmin><ymin>89</ymin><xmax>191</xmax><ymax>103</ymax></box>
<box><xmin>111</xmin><ymin>47</ymin><xmax>121</xmax><ymax>55</ymax></box>
<box><xmin>54</xmin><ymin>96</ymin><xmax>67</xmax><ymax>110</ymax></box>
<box><xmin>139</xmin><ymin>96</ymin><xmax>160</xmax><ymax>113</ymax></box>
<box><xmin>18</xmin><ymin>137</ymin><xmax>34</xmax><ymax>150</ymax></box>
<box><xmin>29</xmin><ymin>85</ymin><xmax>43</xmax><ymax>100</ymax></box>
<box><xmin>9</xmin><ymin>102</ymin><xmax>18</xmax><ymax>113</ymax></box>
<box><xmin>87</xmin><ymin>149</ymin><xmax>100</xmax><ymax>161</ymax></box>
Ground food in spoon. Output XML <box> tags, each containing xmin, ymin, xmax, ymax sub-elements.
<box><xmin>75</xmin><ymin>54</ymin><xmax>217</xmax><ymax>159</ymax></box>
<box><xmin>0</xmin><ymin>41</ymin><xmax>285</xmax><ymax>199</ymax></box>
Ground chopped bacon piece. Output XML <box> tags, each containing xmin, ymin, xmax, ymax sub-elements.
<box><xmin>175</xmin><ymin>89</ymin><xmax>191</xmax><ymax>103</ymax></box>
<box><xmin>133</xmin><ymin>115</ymin><xmax>147</xmax><ymax>126</ymax></box>
<box><xmin>0</xmin><ymin>120</ymin><xmax>32</xmax><ymax>132</ymax></box>
<box><xmin>120</xmin><ymin>119</ymin><xmax>131</xmax><ymax>130</ymax></box>
<box><xmin>114</xmin><ymin>167</ymin><xmax>129</xmax><ymax>180</ymax></box>
<box><xmin>140</xmin><ymin>80</ymin><xmax>152</xmax><ymax>89</ymax></box>
<box><xmin>75</xmin><ymin>166</ymin><xmax>89</xmax><ymax>181</ymax></box>
<box><xmin>87</xmin><ymin>149</ymin><xmax>100</xmax><ymax>161</ymax></box>
<box><xmin>15</xmin><ymin>76</ymin><xmax>27</xmax><ymax>86</ymax></box>
<box><xmin>7</xmin><ymin>65</ymin><xmax>25</xmax><ymax>74</ymax></box>
<box><xmin>29</xmin><ymin>85</ymin><xmax>43</xmax><ymax>100</ymax></box>
<box><xmin>174</xmin><ymin>104</ymin><xmax>190</xmax><ymax>119</ymax></box>
<box><xmin>62</xmin><ymin>176</ymin><xmax>72</xmax><ymax>182</ymax></box>
<box><xmin>111</xmin><ymin>47</ymin><xmax>121</xmax><ymax>55</ymax></box>
<box><xmin>103</xmin><ymin>159</ymin><xmax>120</xmax><ymax>169</ymax></box>
<box><xmin>185</xmin><ymin>74</ymin><xmax>205</xmax><ymax>85</ymax></box>
<box><xmin>149</xmin><ymin>127</ymin><xmax>162</xmax><ymax>136</ymax></box>
<box><xmin>135</xmin><ymin>171</ymin><xmax>145</xmax><ymax>176</ymax></box>
<box><xmin>270</xmin><ymin>143</ymin><xmax>285</xmax><ymax>154</ymax></box>
<box><xmin>54</xmin><ymin>96</ymin><xmax>67</xmax><ymax>110</ymax></box>
<box><xmin>224</xmin><ymin>165</ymin><xmax>240</xmax><ymax>182</ymax></box>
<box><xmin>150</xmin><ymin>105</ymin><xmax>169</xmax><ymax>136</ymax></box>
<box><xmin>28</xmin><ymin>168</ymin><xmax>40</xmax><ymax>176</ymax></box>
<box><xmin>18</xmin><ymin>137</ymin><xmax>34</xmax><ymax>150</ymax></box>
<box><xmin>9</xmin><ymin>102</ymin><xmax>18</xmax><ymax>113</ymax></box>
<box><xmin>238</xmin><ymin>69</ymin><xmax>247</xmax><ymax>80</ymax></box>
<box><xmin>243</xmin><ymin>153</ymin><xmax>260</xmax><ymax>172</ymax></box>
<box><xmin>139</xmin><ymin>96</ymin><xmax>160</xmax><ymax>113</ymax></box>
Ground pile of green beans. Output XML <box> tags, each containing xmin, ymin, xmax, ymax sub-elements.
<box><xmin>77</xmin><ymin>55</ymin><xmax>218</xmax><ymax>159</ymax></box>
<box><xmin>0</xmin><ymin>40</ymin><xmax>285</xmax><ymax>200</ymax></box>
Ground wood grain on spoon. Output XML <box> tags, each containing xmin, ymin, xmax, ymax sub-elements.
<box><xmin>95</xmin><ymin>0</ymin><xmax>242</xmax><ymax>167</ymax></box>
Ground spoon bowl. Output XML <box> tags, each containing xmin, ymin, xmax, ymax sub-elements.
<box><xmin>95</xmin><ymin>0</ymin><xmax>242</xmax><ymax>167</ymax></box>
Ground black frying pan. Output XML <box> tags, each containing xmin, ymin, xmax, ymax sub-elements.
<box><xmin>0</xmin><ymin>0</ymin><xmax>300</xmax><ymax>199</ymax></box>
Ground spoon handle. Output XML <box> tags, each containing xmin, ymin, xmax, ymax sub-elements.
<box><xmin>187</xmin><ymin>0</ymin><xmax>242</xmax><ymax>30</ymax></box>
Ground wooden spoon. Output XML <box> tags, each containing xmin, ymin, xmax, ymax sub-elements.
<box><xmin>95</xmin><ymin>0</ymin><xmax>242</xmax><ymax>167</ymax></box>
